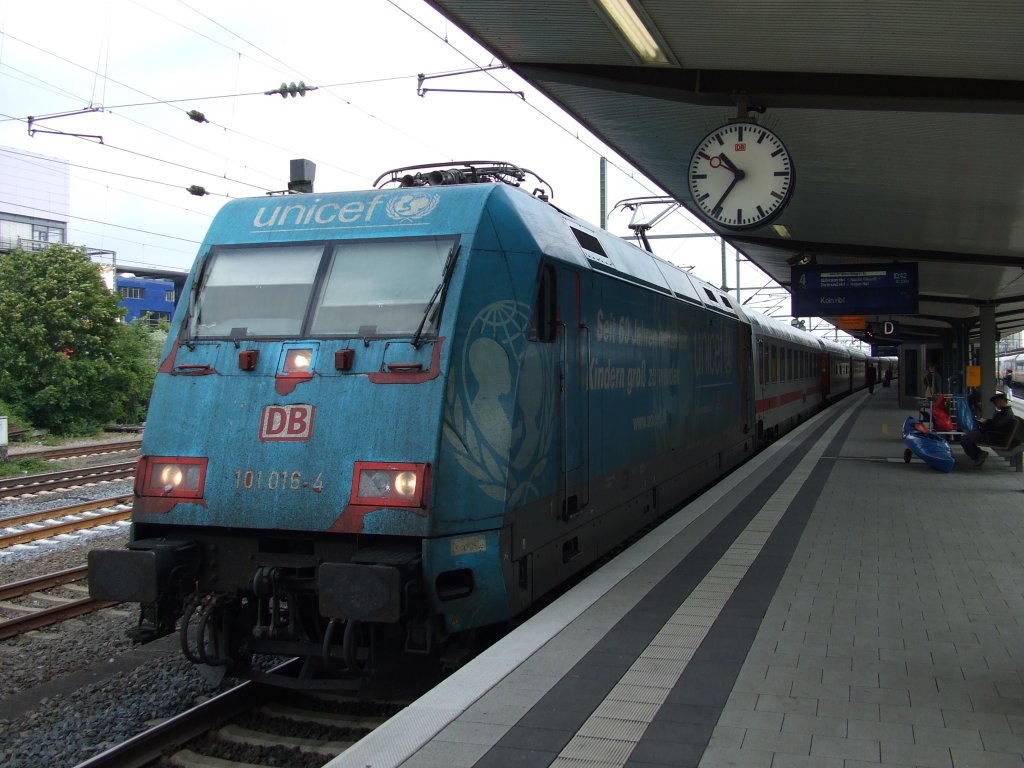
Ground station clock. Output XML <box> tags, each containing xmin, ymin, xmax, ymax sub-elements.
<box><xmin>688</xmin><ymin>122</ymin><xmax>794</xmax><ymax>230</ymax></box>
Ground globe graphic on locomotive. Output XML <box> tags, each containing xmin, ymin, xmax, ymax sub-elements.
<box><xmin>444</xmin><ymin>299</ymin><xmax>555</xmax><ymax>505</ymax></box>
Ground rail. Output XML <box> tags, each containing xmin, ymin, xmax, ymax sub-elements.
<box><xmin>0</xmin><ymin>599</ymin><xmax>117</xmax><ymax>641</ymax></box>
<box><xmin>0</xmin><ymin>461</ymin><xmax>136</xmax><ymax>497</ymax></box>
<box><xmin>70</xmin><ymin>664</ymin><xmax>303</xmax><ymax>768</ymax></box>
<box><xmin>0</xmin><ymin>565</ymin><xmax>88</xmax><ymax>600</ymax></box>
<box><xmin>13</xmin><ymin>439</ymin><xmax>143</xmax><ymax>461</ymax></box>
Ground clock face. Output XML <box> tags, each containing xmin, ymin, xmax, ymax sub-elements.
<box><xmin>688</xmin><ymin>123</ymin><xmax>794</xmax><ymax>230</ymax></box>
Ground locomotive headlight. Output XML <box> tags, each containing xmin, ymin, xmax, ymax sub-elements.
<box><xmin>283</xmin><ymin>348</ymin><xmax>313</xmax><ymax>373</ymax></box>
<box><xmin>136</xmin><ymin>456</ymin><xmax>208</xmax><ymax>500</ymax></box>
<box><xmin>351</xmin><ymin>462</ymin><xmax>429</xmax><ymax>508</ymax></box>
<box><xmin>158</xmin><ymin>465</ymin><xmax>184</xmax><ymax>490</ymax></box>
<box><xmin>394</xmin><ymin>471</ymin><xmax>417</xmax><ymax>498</ymax></box>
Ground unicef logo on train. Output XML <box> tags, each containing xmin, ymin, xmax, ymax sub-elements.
<box><xmin>385</xmin><ymin>191</ymin><xmax>440</xmax><ymax>222</ymax></box>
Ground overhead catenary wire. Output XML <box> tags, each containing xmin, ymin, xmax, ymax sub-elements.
<box><xmin>0</xmin><ymin>199</ymin><xmax>203</xmax><ymax>244</ymax></box>
<box><xmin>0</xmin><ymin>61</ymin><xmax>86</xmax><ymax>104</ymax></box>
<box><xmin>2</xmin><ymin>10</ymin><xmax>372</xmax><ymax>270</ymax></box>
<box><xmin>0</xmin><ymin>30</ymin><xmax>377</xmax><ymax>186</ymax></box>
<box><xmin>3</xmin><ymin>2</ymin><xmax>705</xmax><ymax>273</ymax></box>
<box><xmin>0</xmin><ymin>8</ymin><xmax>405</xmax><ymax>271</ymax></box>
<box><xmin>6</xmin><ymin>1</ymin><xmax>646</xmax><ymax>193</ymax></box>
<box><xmin>171</xmin><ymin>0</ymin><xmax>452</xmax><ymax>163</ymax></box>
<box><xmin>7</xmin><ymin>119</ymin><xmax>273</xmax><ymax>194</ymax></box>
<box><xmin>382</xmin><ymin>0</ymin><xmax>709</xmax><ymax>237</ymax></box>
<box><xmin>10</xmin><ymin>1</ymin><xmax>659</xmax><ymax>192</ymax></box>
<box><xmin>0</xmin><ymin>146</ymin><xmax>221</xmax><ymax>216</ymax></box>
<box><xmin>0</xmin><ymin>26</ymin><xmax>342</xmax><ymax>183</ymax></box>
<box><xmin>1</xmin><ymin>0</ymin><xmax>475</xmax><ymax>201</ymax></box>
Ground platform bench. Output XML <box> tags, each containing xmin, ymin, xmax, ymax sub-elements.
<box><xmin>979</xmin><ymin>417</ymin><xmax>1024</xmax><ymax>472</ymax></box>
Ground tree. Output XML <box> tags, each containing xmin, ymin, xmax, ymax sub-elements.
<box><xmin>110</xmin><ymin>317</ymin><xmax>163</xmax><ymax>424</ymax></box>
<box><xmin>0</xmin><ymin>244</ymin><xmax>157</xmax><ymax>433</ymax></box>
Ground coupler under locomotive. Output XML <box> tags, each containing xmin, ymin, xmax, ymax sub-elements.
<box><xmin>88</xmin><ymin>535</ymin><xmax>440</xmax><ymax>682</ymax></box>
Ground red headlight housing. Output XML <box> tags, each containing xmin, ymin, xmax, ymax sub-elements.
<box><xmin>351</xmin><ymin>462</ymin><xmax>429</xmax><ymax>509</ymax></box>
<box><xmin>135</xmin><ymin>456</ymin><xmax>208</xmax><ymax>499</ymax></box>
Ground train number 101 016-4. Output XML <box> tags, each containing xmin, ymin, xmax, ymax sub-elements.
<box><xmin>234</xmin><ymin>469</ymin><xmax>324</xmax><ymax>492</ymax></box>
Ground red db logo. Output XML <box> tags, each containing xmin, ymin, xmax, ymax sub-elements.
<box><xmin>259</xmin><ymin>404</ymin><xmax>315</xmax><ymax>442</ymax></box>
<box><xmin>735</xmin><ymin>142</ymin><xmax>746</xmax><ymax>152</ymax></box>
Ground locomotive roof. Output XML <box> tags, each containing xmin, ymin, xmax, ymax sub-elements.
<box><xmin>197</xmin><ymin>180</ymin><xmax>870</xmax><ymax>358</ymax></box>
<box><xmin>493</xmin><ymin>183</ymin><xmax>745</xmax><ymax>319</ymax></box>
<box><xmin>204</xmin><ymin>181</ymin><xmax>746</xmax><ymax>321</ymax></box>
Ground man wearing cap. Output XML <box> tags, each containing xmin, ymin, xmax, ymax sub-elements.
<box><xmin>961</xmin><ymin>391</ymin><xmax>1016</xmax><ymax>466</ymax></box>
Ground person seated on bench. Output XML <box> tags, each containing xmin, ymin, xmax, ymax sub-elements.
<box><xmin>961</xmin><ymin>391</ymin><xmax>1016</xmax><ymax>467</ymax></box>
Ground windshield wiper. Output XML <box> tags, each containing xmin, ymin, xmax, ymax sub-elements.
<box><xmin>411</xmin><ymin>244</ymin><xmax>459</xmax><ymax>348</ymax></box>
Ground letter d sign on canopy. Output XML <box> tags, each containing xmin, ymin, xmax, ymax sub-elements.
<box><xmin>869</xmin><ymin>321</ymin><xmax>899</xmax><ymax>337</ymax></box>
<box><xmin>260</xmin><ymin>404</ymin><xmax>315</xmax><ymax>442</ymax></box>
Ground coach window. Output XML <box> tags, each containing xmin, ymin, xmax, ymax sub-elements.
<box><xmin>757</xmin><ymin>341</ymin><xmax>765</xmax><ymax>385</ymax></box>
<box><xmin>770</xmin><ymin>345</ymin><xmax>778</xmax><ymax>384</ymax></box>
<box><xmin>530</xmin><ymin>264</ymin><xmax>558</xmax><ymax>342</ymax></box>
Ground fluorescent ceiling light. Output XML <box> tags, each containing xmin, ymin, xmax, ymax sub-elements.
<box><xmin>595</xmin><ymin>0</ymin><xmax>669</xmax><ymax>64</ymax></box>
<box><xmin>772</xmin><ymin>224</ymin><xmax>793</xmax><ymax>239</ymax></box>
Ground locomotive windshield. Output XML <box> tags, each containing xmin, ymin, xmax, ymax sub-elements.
<box><xmin>191</xmin><ymin>236</ymin><xmax>457</xmax><ymax>338</ymax></box>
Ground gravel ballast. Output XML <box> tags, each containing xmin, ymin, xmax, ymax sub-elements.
<box><xmin>0</xmin><ymin>478</ymin><xmax>237</xmax><ymax>768</ymax></box>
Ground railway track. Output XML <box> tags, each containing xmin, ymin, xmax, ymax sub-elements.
<box><xmin>75</xmin><ymin>665</ymin><xmax>406</xmax><ymax>768</ymax></box>
<box><xmin>0</xmin><ymin>566</ymin><xmax>118</xmax><ymax>641</ymax></box>
<box><xmin>0</xmin><ymin>495</ymin><xmax>133</xmax><ymax>548</ymax></box>
<box><xmin>0</xmin><ymin>497</ymin><xmax>133</xmax><ymax>639</ymax></box>
<box><xmin>0</xmin><ymin>495</ymin><xmax>133</xmax><ymax>547</ymax></box>
<box><xmin>0</xmin><ymin>461</ymin><xmax>137</xmax><ymax>498</ymax></box>
<box><xmin>12</xmin><ymin>438</ymin><xmax>143</xmax><ymax>462</ymax></box>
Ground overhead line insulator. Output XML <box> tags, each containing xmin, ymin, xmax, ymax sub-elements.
<box><xmin>265</xmin><ymin>81</ymin><xmax>317</xmax><ymax>98</ymax></box>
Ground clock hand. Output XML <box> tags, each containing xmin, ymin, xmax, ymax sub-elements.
<box><xmin>717</xmin><ymin>153</ymin><xmax>746</xmax><ymax>180</ymax></box>
<box><xmin>710</xmin><ymin>153</ymin><xmax>747</xmax><ymax>214</ymax></box>
<box><xmin>712</xmin><ymin>175</ymin><xmax>740</xmax><ymax>213</ymax></box>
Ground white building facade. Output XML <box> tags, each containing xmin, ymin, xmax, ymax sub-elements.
<box><xmin>0</xmin><ymin>145</ymin><xmax>70</xmax><ymax>252</ymax></box>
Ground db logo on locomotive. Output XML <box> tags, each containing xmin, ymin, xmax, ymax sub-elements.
<box><xmin>259</xmin><ymin>404</ymin><xmax>315</xmax><ymax>442</ymax></box>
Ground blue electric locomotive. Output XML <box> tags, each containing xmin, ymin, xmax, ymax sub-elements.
<box><xmin>89</xmin><ymin>162</ymin><xmax>851</xmax><ymax>678</ymax></box>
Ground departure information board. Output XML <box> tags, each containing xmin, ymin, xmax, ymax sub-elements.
<box><xmin>791</xmin><ymin>263</ymin><xmax>918</xmax><ymax>317</ymax></box>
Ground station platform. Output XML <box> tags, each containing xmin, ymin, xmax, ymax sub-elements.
<box><xmin>333</xmin><ymin>386</ymin><xmax>1024</xmax><ymax>768</ymax></box>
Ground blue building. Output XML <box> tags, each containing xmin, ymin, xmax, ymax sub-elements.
<box><xmin>116</xmin><ymin>275</ymin><xmax>177</xmax><ymax>324</ymax></box>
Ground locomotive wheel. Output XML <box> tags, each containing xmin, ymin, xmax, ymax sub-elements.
<box><xmin>903</xmin><ymin>448</ymin><xmax>912</xmax><ymax>463</ymax></box>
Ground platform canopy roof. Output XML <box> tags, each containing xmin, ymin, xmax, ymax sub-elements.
<box><xmin>425</xmin><ymin>0</ymin><xmax>1024</xmax><ymax>346</ymax></box>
